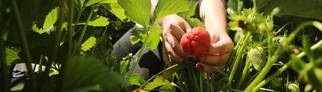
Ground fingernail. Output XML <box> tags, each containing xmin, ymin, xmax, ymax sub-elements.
<box><xmin>211</xmin><ymin>35</ymin><xmax>219</xmax><ymax>43</ymax></box>
<box><xmin>195</xmin><ymin>63</ymin><xmax>203</xmax><ymax>70</ymax></box>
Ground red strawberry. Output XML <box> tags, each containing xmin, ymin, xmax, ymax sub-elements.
<box><xmin>180</xmin><ymin>27</ymin><xmax>211</xmax><ymax>56</ymax></box>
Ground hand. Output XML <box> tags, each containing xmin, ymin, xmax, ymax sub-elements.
<box><xmin>196</xmin><ymin>31</ymin><xmax>234</xmax><ymax>72</ymax></box>
<box><xmin>194</xmin><ymin>0</ymin><xmax>234</xmax><ymax>73</ymax></box>
<box><xmin>160</xmin><ymin>14</ymin><xmax>192</xmax><ymax>65</ymax></box>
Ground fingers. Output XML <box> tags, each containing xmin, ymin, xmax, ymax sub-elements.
<box><xmin>164</xmin><ymin>40</ymin><xmax>185</xmax><ymax>63</ymax></box>
<box><xmin>169</xmin><ymin>24</ymin><xmax>185</xmax><ymax>40</ymax></box>
<box><xmin>161</xmin><ymin>20</ymin><xmax>192</xmax><ymax>63</ymax></box>
<box><xmin>197</xmin><ymin>34</ymin><xmax>234</xmax><ymax>71</ymax></box>
<box><xmin>206</xmin><ymin>34</ymin><xmax>234</xmax><ymax>56</ymax></box>
<box><xmin>162</xmin><ymin>39</ymin><xmax>171</xmax><ymax>66</ymax></box>
<box><xmin>176</xmin><ymin>19</ymin><xmax>191</xmax><ymax>33</ymax></box>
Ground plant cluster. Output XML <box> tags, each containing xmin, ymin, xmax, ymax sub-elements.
<box><xmin>1</xmin><ymin>0</ymin><xmax>322</xmax><ymax>92</ymax></box>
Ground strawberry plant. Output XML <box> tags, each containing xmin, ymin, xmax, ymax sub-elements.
<box><xmin>0</xmin><ymin>0</ymin><xmax>322</xmax><ymax>92</ymax></box>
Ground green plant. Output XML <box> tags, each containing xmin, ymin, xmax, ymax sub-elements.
<box><xmin>1</xmin><ymin>0</ymin><xmax>322</xmax><ymax>92</ymax></box>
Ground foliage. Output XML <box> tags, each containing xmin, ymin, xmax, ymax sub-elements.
<box><xmin>1</xmin><ymin>0</ymin><xmax>322</xmax><ymax>92</ymax></box>
<box><xmin>0</xmin><ymin>0</ymin><xmax>132</xmax><ymax>91</ymax></box>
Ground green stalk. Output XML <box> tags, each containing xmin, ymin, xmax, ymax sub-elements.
<box><xmin>228</xmin><ymin>32</ymin><xmax>251</xmax><ymax>86</ymax></box>
<box><xmin>236</xmin><ymin>56</ymin><xmax>251</xmax><ymax>89</ymax></box>
<box><xmin>245</xmin><ymin>21</ymin><xmax>320</xmax><ymax>91</ymax></box>
<box><xmin>66</xmin><ymin>0</ymin><xmax>74</xmax><ymax>62</ymax></box>
<box><xmin>192</xmin><ymin>69</ymin><xmax>199</xmax><ymax>91</ymax></box>
<box><xmin>11</xmin><ymin>0</ymin><xmax>36</xmax><ymax>90</ymax></box>
<box><xmin>199</xmin><ymin>71</ymin><xmax>204</xmax><ymax>92</ymax></box>
<box><xmin>128</xmin><ymin>45</ymin><xmax>145</xmax><ymax>75</ymax></box>
<box><xmin>74</xmin><ymin>8</ymin><xmax>93</xmax><ymax>54</ymax></box>
<box><xmin>57</xmin><ymin>0</ymin><xmax>74</xmax><ymax>91</ymax></box>
<box><xmin>0</xmin><ymin>36</ymin><xmax>8</xmax><ymax>92</ymax></box>
<box><xmin>128</xmin><ymin>23</ymin><xmax>156</xmax><ymax>76</ymax></box>
<box><xmin>0</xmin><ymin>1</ymin><xmax>8</xmax><ymax>91</ymax></box>
<box><xmin>75</xmin><ymin>0</ymin><xmax>87</xmax><ymax>26</ymax></box>
<box><xmin>252</xmin><ymin>40</ymin><xmax>322</xmax><ymax>91</ymax></box>
<box><xmin>244</xmin><ymin>44</ymin><xmax>282</xmax><ymax>92</ymax></box>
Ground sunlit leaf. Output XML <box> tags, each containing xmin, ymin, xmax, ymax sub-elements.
<box><xmin>144</xmin><ymin>76</ymin><xmax>172</xmax><ymax>91</ymax></box>
<box><xmin>153</xmin><ymin>0</ymin><xmax>191</xmax><ymax>22</ymax></box>
<box><xmin>120</xmin><ymin>53</ymin><xmax>132</xmax><ymax>75</ymax></box>
<box><xmin>88</xmin><ymin>16</ymin><xmax>109</xmax><ymax>27</ymax></box>
<box><xmin>118</xmin><ymin>0</ymin><xmax>150</xmax><ymax>27</ymax></box>
<box><xmin>81</xmin><ymin>36</ymin><xmax>97</xmax><ymax>52</ymax></box>
<box><xmin>32</xmin><ymin>7</ymin><xmax>58</xmax><ymax>34</ymax></box>
<box><xmin>85</xmin><ymin>0</ymin><xmax>103</xmax><ymax>7</ymax></box>
<box><xmin>101</xmin><ymin>0</ymin><xmax>126</xmax><ymax>20</ymax></box>
<box><xmin>5</xmin><ymin>47</ymin><xmax>19</xmax><ymax>65</ymax></box>
<box><xmin>10</xmin><ymin>82</ymin><xmax>24</xmax><ymax>91</ymax></box>
<box><xmin>188</xmin><ymin>18</ymin><xmax>205</xmax><ymax>28</ymax></box>
<box><xmin>128</xmin><ymin>74</ymin><xmax>146</xmax><ymax>86</ymax></box>
<box><xmin>130</xmin><ymin>28</ymin><xmax>147</xmax><ymax>45</ymax></box>
<box><xmin>314</xmin><ymin>68</ymin><xmax>322</xmax><ymax>86</ymax></box>
<box><xmin>62</xmin><ymin>56</ymin><xmax>127</xmax><ymax>92</ymax></box>
<box><xmin>178</xmin><ymin>2</ymin><xmax>198</xmax><ymax>19</ymax></box>
<box><xmin>145</xmin><ymin>23</ymin><xmax>162</xmax><ymax>50</ymax></box>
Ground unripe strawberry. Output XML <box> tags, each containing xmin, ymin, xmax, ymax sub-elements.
<box><xmin>180</xmin><ymin>27</ymin><xmax>211</xmax><ymax>56</ymax></box>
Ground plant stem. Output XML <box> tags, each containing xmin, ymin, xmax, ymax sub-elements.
<box><xmin>56</xmin><ymin>0</ymin><xmax>74</xmax><ymax>91</ymax></box>
<box><xmin>128</xmin><ymin>45</ymin><xmax>145</xmax><ymax>75</ymax></box>
<box><xmin>74</xmin><ymin>8</ymin><xmax>94</xmax><ymax>54</ymax></box>
<box><xmin>0</xmin><ymin>36</ymin><xmax>8</xmax><ymax>92</ymax></box>
<box><xmin>236</xmin><ymin>56</ymin><xmax>251</xmax><ymax>89</ymax></box>
<box><xmin>245</xmin><ymin>21</ymin><xmax>320</xmax><ymax>91</ymax></box>
<box><xmin>252</xmin><ymin>39</ymin><xmax>322</xmax><ymax>91</ymax></box>
<box><xmin>244</xmin><ymin>44</ymin><xmax>282</xmax><ymax>92</ymax></box>
<box><xmin>11</xmin><ymin>0</ymin><xmax>36</xmax><ymax>90</ymax></box>
<box><xmin>228</xmin><ymin>32</ymin><xmax>251</xmax><ymax>86</ymax></box>
<box><xmin>199</xmin><ymin>71</ymin><xmax>204</xmax><ymax>92</ymax></box>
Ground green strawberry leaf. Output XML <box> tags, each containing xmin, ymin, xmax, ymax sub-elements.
<box><xmin>62</xmin><ymin>56</ymin><xmax>127</xmax><ymax>92</ymax></box>
<box><xmin>5</xmin><ymin>47</ymin><xmax>19</xmax><ymax>65</ymax></box>
<box><xmin>101</xmin><ymin>0</ymin><xmax>127</xmax><ymax>20</ymax></box>
<box><xmin>81</xmin><ymin>36</ymin><xmax>97</xmax><ymax>52</ymax></box>
<box><xmin>118</xmin><ymin>0</ymin><xmax>150</xmax><ymax>27</ymax></box>
<box><xmin>127</xmin><ymin>74</ymin><xmax>146</xmax><ymax>86</ymax></box>
<box><xmin>145</xmin><ymin>23</ymin><xmax>162</xmax><ymax>50</ymax></box>
<box><xmin>130</xmin><ymin>28</ymin><xmax>147</xmax><ymax>45</ymax></box>
<box><xmin>144</xmin><ymin>76</ymin><xmax>173</xmax><ymax>91</ymax></box>
<box><xmin>85</xmin><ymin>0</ymin><xmax>103</xmax><ymax>7</ymax></box>
<box><xmin>32</xmin><ymin>7</ymin><xmax>58</xmax><ymax>34</ymax></box>
<box><xmin>152</xmin><ymin>0</ymin><xmax>191</xmax><ymax>22</ymax></box>
<box><xmin>88</xmin><ymin>16</ymin><xmax>109</xmax><ymax>27</ymax></box>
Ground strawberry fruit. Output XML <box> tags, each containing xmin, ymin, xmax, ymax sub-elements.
<box><xmin>180</xmin><ymin>27</ymin><xmax>211</xmax><ymax>56</ymax></box>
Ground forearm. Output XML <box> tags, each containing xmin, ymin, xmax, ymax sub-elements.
<box><xmin>151</xmin><ymin>0</ymin><xmax>158</xmax><ymax>17</ymax></box>
<box><xmin>199</xmin><ymin>0</ymin><xmax>227</xmax><ymax>36</ymax></box>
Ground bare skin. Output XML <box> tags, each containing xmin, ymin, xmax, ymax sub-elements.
<box><xmin>152</xmin><ymin>0</ymin><xmax>234</xmax><ymax>73</ymax></box>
